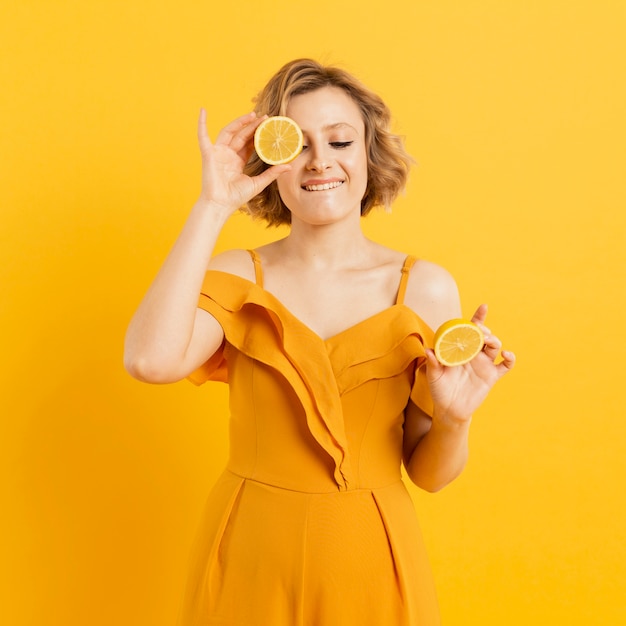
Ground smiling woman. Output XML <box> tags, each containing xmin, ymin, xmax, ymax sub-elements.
<box><xmin>244</xmin><ymin>58</ymin><xmax>413</xmax><ymax>226</ymax></box>
<box><xmin>123</xmin><ymin>58</ymin><xmax>515</xmax><ymax>626</ymax></box>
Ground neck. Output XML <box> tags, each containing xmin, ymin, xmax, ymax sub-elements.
<box><xmin>280</xmin><ymin>218</ymin><xmax>372</xmax><ymax>269</ymax></box>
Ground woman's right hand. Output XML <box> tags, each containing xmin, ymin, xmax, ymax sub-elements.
<box><xmin>197</xmin><ymin>109</ymin><xmax>290</xmax><ymax>216</ymax></box>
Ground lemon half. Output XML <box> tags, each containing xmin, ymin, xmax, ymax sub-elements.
<box><xmin>254</xmin><ymin>116</ymin><xmax>303</xmax><ymax>165</ymax></box>
<box><xmin>433</xmin><ymin>319</ymin><xmax>485</xmax><ymax>366</ymax></box>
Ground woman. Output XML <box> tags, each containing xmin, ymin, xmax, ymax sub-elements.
<box><xmin>124</xmin><ymin>58</ymin><xmax>515</xmax><ymax>625</ymax></box>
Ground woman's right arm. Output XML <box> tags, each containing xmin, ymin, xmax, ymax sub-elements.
<box><xmin>124</xmin><ymin>109</ymin><xmax>289</xmax><ymax>383</ymax></box>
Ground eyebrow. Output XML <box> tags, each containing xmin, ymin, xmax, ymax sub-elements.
<box><xmin>323</xmin><ymin>122</ymin><xmax>358</xmax><ymax>132</ymax></box>
<box><xmin>300</xmin><ymin>122</ymin><xmax>360</xmax><ymax>134</ymax></box>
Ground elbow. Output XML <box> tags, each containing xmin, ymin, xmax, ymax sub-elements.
<box><xmin>123</xmin><ymin>353</ymin><xmax>155</xmax><ymax>383</ymax></box>
<box><xmin>406</xmin><ymin>473</ymin><xmax>450</xmax><ymax>493</ymax></box>
<box><xmin>123</xmin><ymin>327</ymin><xmax>187</xmax><ymax>383</ymax></box>
<box><xmin>404</xmin><ymin>463</ymin><xmax>465</xmax><ymax>493</ymax></box>
<box><xmin>418</xmin><ymin>479</ymin><xmax>452</xmax><ymax>494</ymax></box>
<box><xmin>123</xmin><ymin>350</ymin><xmax>180</xmax><ymax>384</ymax></box>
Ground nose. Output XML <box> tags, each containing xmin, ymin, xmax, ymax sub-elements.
<box><xmin>305</xmin><ymin>143</ymin><xmax>332</xmax><ymax>172</ymax></box>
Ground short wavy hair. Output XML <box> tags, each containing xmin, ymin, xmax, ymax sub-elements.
<box><xmin>243</xmin><ymin>58</ymin><xmax>413</xmax><ymax>226</ymax></box>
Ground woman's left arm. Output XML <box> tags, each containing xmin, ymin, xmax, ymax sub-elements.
<box><xmin>402</xmin><ymin>261</ymin><xmax>516</xmax><ymax>491</ymax></box>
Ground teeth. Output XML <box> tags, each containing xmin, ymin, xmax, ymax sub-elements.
<box><xmin>303</xmin><ymin>181</ymin><xmax>343</xmax><ymax>191</ymax></box>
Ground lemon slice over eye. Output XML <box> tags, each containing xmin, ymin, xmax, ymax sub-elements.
<box><xmin>433</xmin><ymin>319</ymin><xmax>485</xmax><ymax>366</ymax></box>
<box><xmin>254</xmin><ymin>116</ymin><xmax>304</xmax><ymax>165</ymax></box>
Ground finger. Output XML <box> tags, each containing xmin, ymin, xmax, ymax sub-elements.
<box><xmin>495</xmin><ymin>350</ymin><xmax>516</xmax><ymax>376</ymax></box>
<box><xmin>471</xmin><ymin>303</ymin><xmax>488</xmax><ymax>326</ymax></box>
<box><xmin>424</xmin><ymin>348</ymin><xmax>445</xmax><ymax>379</ymax></box>
<box><xmin>215</xmin><ymin>111</ymin><xmax>259</xmax><ymax>147</ymax></box>
<box><xmin>197</xmin><ymin>108</ymin><xmax>213</xmax><ymax>152</ymax></box>
<box><xmin>249</xmin><ymin>163</ymin><xmax>292</xmax><ymax>195</ymax></box>
<box><xmin>230</xmin><ymin>114</ymin><xmax>267</xmax><ymax>156</ymax></box>
<box><xmin>481</xmin><ymin>333</ymin><xmax>502</xmax><ymax>361</ymax></box>
<box><xmin>474</xmin><ymin>320</ymin><xmax>491</xmax><ymax>337</ymax></box>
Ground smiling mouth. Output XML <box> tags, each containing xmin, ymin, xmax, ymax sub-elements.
<box><xmin>302</xmin><ymin>181</ymin><xmax>344</xmax><ymax>191</ymax></box>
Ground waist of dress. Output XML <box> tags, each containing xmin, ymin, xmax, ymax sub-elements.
<box><xmin>224</xmin><ymin>468</ymin><xmax>405</xmax><ymax>495</ymax></box>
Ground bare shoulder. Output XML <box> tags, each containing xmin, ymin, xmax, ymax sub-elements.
<box><xmin>403</xmin><ymin>259</ymin><xmax>462</xmax><ymax>331</ymax></box>
<box><xmin>206</xmin><ymin>248</ymin><xmax>255</xmax><ymax>282</ymax></box>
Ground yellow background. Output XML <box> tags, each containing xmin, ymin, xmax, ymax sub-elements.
<box><xmin>2</xmin><ymin>1</ymin><xmax>625</xmax><ymax>624</ymax></box>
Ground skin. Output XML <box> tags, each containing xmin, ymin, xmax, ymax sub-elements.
<box><xmin>124</xmin><ymin>85</ymin><xmax>515</xmax><ymax>493</ymax></box>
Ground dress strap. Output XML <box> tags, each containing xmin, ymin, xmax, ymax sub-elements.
<box><xmin>396</xmin><ymin>255</ymin><xmax>417</xmax><ymax>305</ymax></box>
<box><xmin>247</xmin><ymin>249</ymin><xmax>264</xmax><ymax>287</ymax></box>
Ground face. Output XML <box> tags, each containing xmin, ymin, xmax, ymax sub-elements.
<box><xmin>276</xmin><ymin>86</ymin><xmax>368</xmax><ymax>226</ymax></box>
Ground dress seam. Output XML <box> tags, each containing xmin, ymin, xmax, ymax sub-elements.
<box><xmin>299</xmin><ymin>495</ymin><xmax>310</xmax><ymax>626</ymax></box>
<box><xmin>222</xmin><ymin>469</ymin><xmax>404</xmax><ymax>494</ymax></box>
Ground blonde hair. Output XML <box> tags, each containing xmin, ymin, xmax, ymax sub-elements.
<box><xmin>243</xmin><ymin>58</ymin><xmax>413</xmax><ymax>226</ymax></box>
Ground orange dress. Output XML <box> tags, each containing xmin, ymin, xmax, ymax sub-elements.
<box><xmin>178</xmin><ymin>251</ymin><xmax>440</xmax><ymax>625</ymax></box>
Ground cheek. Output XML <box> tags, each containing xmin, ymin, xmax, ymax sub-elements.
<box><xmin>276</xmin><ymin>175</ymin><xmax>292</xmax><ymax>197</ymax></box>
<box><xmin>347</xmin><ymin>148</ymin><xmax>369</xmax><ymax>178</ymax></box>
<box><xmin>350</xmin><ymin>153</ymin><xmax>369</xmax><ymax>189</ymax></box>
<box><xmin>276</xmin><ymin>175</ymin><xmax>298</xmax><ymax>210</ymax></box>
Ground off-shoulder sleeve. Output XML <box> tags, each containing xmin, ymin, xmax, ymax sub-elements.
<box><xmin>407</xmin><ymin>317</ymin><xmax>434</xmax><ymax>417</ymax></box>
<box><xmin>187</xmin><ymin>339</ymin><xmax>228</xmax><ymax>385</ymax></box>
<box><xmin>186</xmin><ymin>275</ymin><xmax>237</xmax><ymax>385</ymax></box>
<box><xmin>410</xmin><ymin>361</ymin><xmax>434</xmax><ymax>417</ymax></box>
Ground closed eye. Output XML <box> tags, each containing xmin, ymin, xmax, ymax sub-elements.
<box><xmin>300</xmin><ymin>141</ymin><xmax>354</xmax><ymax>151</ymax></box>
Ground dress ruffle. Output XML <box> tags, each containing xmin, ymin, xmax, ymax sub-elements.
<box><xmin>189</xmin><ymin>271</ymin><xmax>435</xmax><ymax>490</ymax></box>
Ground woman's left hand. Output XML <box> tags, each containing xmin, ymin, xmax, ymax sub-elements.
<box><xmin>425</xmin><ymin>304</ymin><xmax>516</xmax><ymax>424</ymax></box>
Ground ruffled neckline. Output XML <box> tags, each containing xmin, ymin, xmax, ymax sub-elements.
<box><xmin>207</xmin><ymin>270</ymin><xmax>434</xmax><ymax>347</ymax></box>
<box><xmin>194</xmin><ymin>270</ymin><xmax>435</xmax><ymax>491</ymax></box>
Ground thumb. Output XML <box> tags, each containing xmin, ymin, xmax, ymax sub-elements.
<box><xmin>425</xmin><ymin>348</ymin><xmax>445</xmax><ymax>380</ymax></box>
<box><xmin>251</xmin><ymin>163</ymin><xmax>292</xmax><ymax>194</ymax></box>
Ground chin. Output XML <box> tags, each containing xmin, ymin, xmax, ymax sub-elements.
<box><xmin>297</xmin><ymin>206</ymin><xmax>357</xmax><ymax>226</ymax></box>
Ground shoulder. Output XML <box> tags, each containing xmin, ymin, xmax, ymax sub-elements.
<box><xmin>207</xmin><ymin>249</ymin><xmax>256</xmax><ymax>282</ymax></box>
<box><xmin>403</xmin><ymin>259</ymin><xmax>462</xmax><ymax>331</ymax></box>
